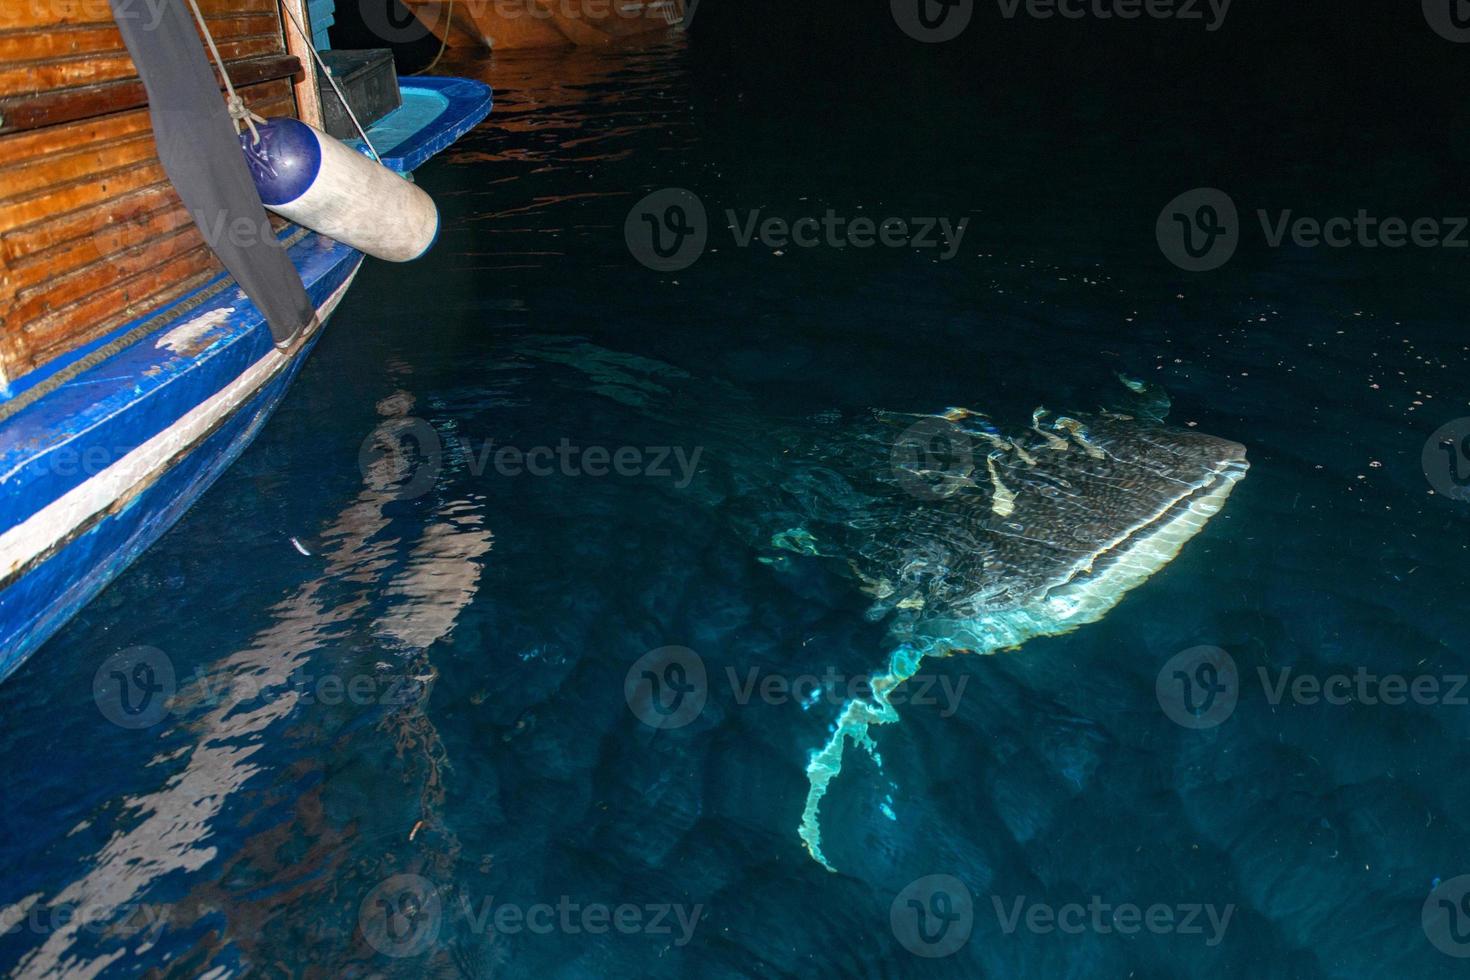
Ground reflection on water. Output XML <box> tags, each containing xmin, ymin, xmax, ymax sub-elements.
<box><xmin>2</xmin><ymin>29</ymin><xmax>1470</xmax><ymax>980</ymax></box>
<box><xmin>3</xmin><ymin>372</ymin><xmax>493</xmax><ymax>976</ymax></box>
<box><xmin>438</xmin><ymin>40</ymin><xmax>697</xmax><ymax>272</ymax></box>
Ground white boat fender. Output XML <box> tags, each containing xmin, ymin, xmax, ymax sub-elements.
<box><xmin>240</xmin><ymin>118</ymin><xmax>438</xmax><ymax>263</ymax></box>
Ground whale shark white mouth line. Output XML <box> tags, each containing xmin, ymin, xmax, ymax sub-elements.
<box><xmin>507</xmin><ymin>339</ymin><xmax>1249</xmax><ymax>872</ymax></box>
<box><xmin>791</xmin><ymin>409</ymin><xmax>1249</xmax><ymax>871</ymax></box>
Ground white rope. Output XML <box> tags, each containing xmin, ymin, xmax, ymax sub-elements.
<box><xmin>185</xmin><ymin>0</ymin><xmax>265</xmax><ymax>143</ymax></box>
<box><xmin>275</xmin><ymin>0</ymin><xmax>383</xmax><ymax>163</ymax></box>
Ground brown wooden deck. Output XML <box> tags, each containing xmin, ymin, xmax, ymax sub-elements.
<box><xmin>0</xmin><ymin>0</ymin><xmax>305</xmax><ymax>383</ymax></box>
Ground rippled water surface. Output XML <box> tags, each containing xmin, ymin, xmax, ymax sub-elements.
<box><xmin>2</xmin><ymin>30</ymin><xmax>1470</xmax><ymax>979</ymax></box>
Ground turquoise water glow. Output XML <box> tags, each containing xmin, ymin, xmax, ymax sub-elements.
<box><xmin>3</xmin><ymin>26</ymin><xmax>1470</xmax><ymax>978</ymax></box>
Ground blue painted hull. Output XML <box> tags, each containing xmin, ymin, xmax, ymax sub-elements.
<box><xmin>0</xmin><ymin>76</ymin><xmax>491</xmax><ymax>683</ymax></box>
<box><xmin>1</xmin><ymin>308</ymin><xmax>332</xmax><ymax>674</ymax></box>
<box><xmin>0</xmin><ymin>241</ymin><xmax>363</xmax><ymax>682</ymax></box>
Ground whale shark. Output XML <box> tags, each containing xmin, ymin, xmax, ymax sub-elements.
<box><xmin>509</xmin><ymin>339</ymin><xmax>1248</xmax><ymax>872</ymax></box>
<box><xmin>745</xmin><ymin>403</ymin><xmax>1249</xmax><ymax>869</ymax></box>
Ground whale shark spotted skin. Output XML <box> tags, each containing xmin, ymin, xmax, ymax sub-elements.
<box><xmin>779</xmin><ymin>408</ymin><xmax>1249</xmax><ymax>870</ymax></box>
<box><xmin>509</xmin><ymin>339</ymin><xmax>1249</xmax><ymax>871</ymax></box>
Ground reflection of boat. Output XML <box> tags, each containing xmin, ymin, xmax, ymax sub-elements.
<box><xmin>403</xmin><ymin>0</ymin><xmax>684</xmax><ymax>49</ymax></box>
<box><xmin>9</xmin><ymin>386</ymin><xmax>494</xmax><ymax>976</ymax></box>
<box><xmin>0</xmin><ymin>0</ymin><xmax>491</xmax><ymax>681</ymax></box>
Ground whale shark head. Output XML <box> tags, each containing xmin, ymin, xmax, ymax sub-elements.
<box><xmin>787</xmin><ymin>405</ymin><xmax>1248</xmax><ymax>869</ymax></box>
<box><xmin>861</xmin><ymin>408</ymin><xmax>1249</xmax><ymax>653</ymax></box>
<box><xmin>507</xmin><ymin>338</ymin><xmax>1251</xmax><ymax>870</ymax></box>
<box><xmin>506</xmin><ymin>336</ymin><xmax>1252</xmax><ymax>869</ymax></box>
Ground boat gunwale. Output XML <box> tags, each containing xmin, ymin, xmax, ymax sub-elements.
<box><xmin>0</xmin><ymin>76</ymin><xmax>492</xmax><ymax>538</ymax></box>
<box><xmin>0</xmin><ymin>228</ymin><xmax>360</xmax><ymax>538</ymax></box>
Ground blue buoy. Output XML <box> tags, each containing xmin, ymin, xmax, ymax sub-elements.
<box><xmin>241</xmin><ymin>117</ymin><xmax>322</xmax><ymax>207</ymax></box>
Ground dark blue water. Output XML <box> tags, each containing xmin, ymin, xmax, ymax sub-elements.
<box><xmin>3</xmin><ymin>26</ymin><xmax>1470</xmax><ymax>978</ymax></box>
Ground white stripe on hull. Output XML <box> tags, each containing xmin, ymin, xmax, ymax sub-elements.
<box><xmin>0</xmin><ymin>268</ymin><xmax>359</xmax><ymax>581</ymax></box>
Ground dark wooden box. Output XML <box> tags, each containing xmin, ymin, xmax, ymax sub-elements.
<box><xmin>316</xmin><ymin>49</ymin><xmax>401</xmax><ymax>139</ymax></box>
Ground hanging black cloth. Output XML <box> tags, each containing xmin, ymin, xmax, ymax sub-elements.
<box><xmin>109</xmin><ymin>0</ymin><xmax>314</xmax><ymax>347</ymax></box>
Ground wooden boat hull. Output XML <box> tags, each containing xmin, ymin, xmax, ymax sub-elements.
<box><xmin>0</xmin><ymin>243</ymin><xmax>361</xmax><ymax>679</ymax></box>
<box><xmin>403</xmin><ymin>0</ymin><xmax>684</xmax><ymax>49</ymax></box>
<box><xmin>0</xmin><ymin>78</ymin><xmax>492</xmax><ymax>682</ymax></box>
<box><xmin>0</xmin><ymin>0</ymin><xmax>313</xmax><ymax>385</ymax></box>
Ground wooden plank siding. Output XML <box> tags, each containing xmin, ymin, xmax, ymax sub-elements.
<box><xmin>0</xmin><ymin>0</ymin><xmax>302</xmax><ymax>383</ymax></box>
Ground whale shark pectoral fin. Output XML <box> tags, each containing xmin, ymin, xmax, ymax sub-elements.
<box><xmin>798</xmin><ymin>642</ymin><xmax>943</xmax><ymax>871</ymax></box>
